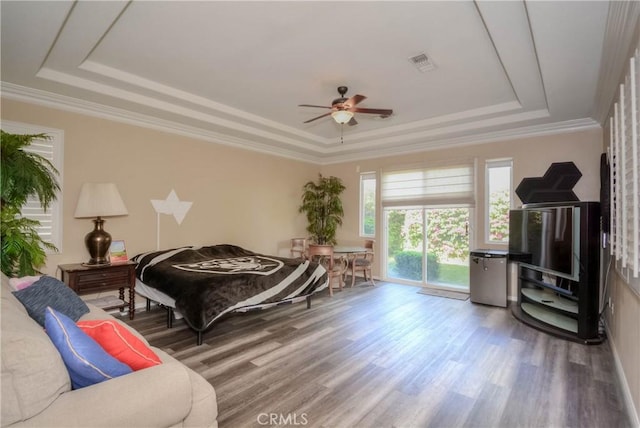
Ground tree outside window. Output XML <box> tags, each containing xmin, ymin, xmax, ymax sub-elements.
<box><xmin>486</xmin><ymin>160</ymin><xmax>512</xmax><ymax>243</ymax></box>
<box><xmin>360</xmin><ymin>173</ymin><xmax>376</xmax><ymax>237</ymax></box>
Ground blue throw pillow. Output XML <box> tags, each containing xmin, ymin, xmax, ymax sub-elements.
<box><xmin>44</xmin><ymin>307</ymin><xmax>132</xmax><ymax>389</ymax></box>
<box><xmin>12</xmin><ymin>275</ymin><xmax>89</xmax><ymax>326</ymax></box>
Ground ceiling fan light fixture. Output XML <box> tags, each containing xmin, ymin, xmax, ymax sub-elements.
<box><xmin>331</xmin><ymin>110</ymin><xmax>354</xmax><ymax>124</ymax></box>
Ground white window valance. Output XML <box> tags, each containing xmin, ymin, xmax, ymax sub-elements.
<box><xmin>381</xmin><ymin>160</ymin><xmax>475</xmax><ymax>207</ymax></box>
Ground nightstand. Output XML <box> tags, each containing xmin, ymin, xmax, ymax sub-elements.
<box><xmin>58</xmin><ymin>261</ymin><xmax>137</xmax><ymax>320</ymax></box>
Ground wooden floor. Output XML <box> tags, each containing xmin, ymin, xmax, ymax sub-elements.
<box><xmin>122</xmin><ymin>281</ymin><xmax>631</xmax><ymax>428</ymax></box>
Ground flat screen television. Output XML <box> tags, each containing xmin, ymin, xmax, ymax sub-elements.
<box><xmin>509</xmin><ymin>205</ymin><xmax>580</xmax><ymax>282</ymax></box>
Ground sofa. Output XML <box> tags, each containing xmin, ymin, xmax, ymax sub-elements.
<box><xmin>1</xmin><ymin>272</ymin><xmax>218</xmax><ymax>427</ymax></box>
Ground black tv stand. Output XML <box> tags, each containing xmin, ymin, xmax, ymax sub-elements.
<box><xmin>510</xmin><ymin>201</ymin><xmax>604</xmax><ymax>344</ymax></box>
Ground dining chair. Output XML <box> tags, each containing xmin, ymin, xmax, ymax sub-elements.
<box><xmin>346</xmin><ymin>239</ymin><xmax>375</xmax><ymax>287</ymax></box>
<box><xmin>307</xmin><ymin>244</ymin><xmax>346</xmax><ymax>296</ymax></box>
<box><xmin>290</xmin><ymin>238</ymin><xmax>307</xmax><ymax>259</ymax></box>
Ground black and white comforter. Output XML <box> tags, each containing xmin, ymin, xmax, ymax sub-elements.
<box><xmin>131</xmin><ymin>244</ymin><xmax>328</xmax><ymax>331</ymax></box>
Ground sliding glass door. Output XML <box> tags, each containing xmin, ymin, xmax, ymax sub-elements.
<box><xmin>386</xmin><ymin>208</ymin><xmax>424</xmax><ymax>282</ymax></box>
<box><xmin>385</xmin><ymin>207</ymin><xmax>470</xmax><ymax>290</ymax></box>
<box><xmin>381</xmin><ymin>160</ymin><xmax>475</xmax><ymax>291</ymax></box>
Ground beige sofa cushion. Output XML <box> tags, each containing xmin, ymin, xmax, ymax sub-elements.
<box><xmin>1</xmin><ymin>278</ymin><xmax>71</xmax><ymax>426</ymax></box>
<box><xmin>1</xmin><ymin>274</ymin><xmax>27</xmax><ymax>315</ymax></box>
<box><xmin>12</xmin><ymin>362</ymin><xmax>194</xmax><ymax>428</ymax></box>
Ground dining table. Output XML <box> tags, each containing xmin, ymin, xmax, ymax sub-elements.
<box><xmin>333</xmin><ymin>246</ymin><xmax>369</xmax><ymax>256</ymax></box>
<box><xmin>332</xmin><ymin>246</ymin><xmax>370</xmax><ymax>283</ymax></box>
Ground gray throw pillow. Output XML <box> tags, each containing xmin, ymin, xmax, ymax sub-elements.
<box><xmin>12</xmin><ymin>276</ymin><xmax>89</xmax><ymax>326</ymax></box>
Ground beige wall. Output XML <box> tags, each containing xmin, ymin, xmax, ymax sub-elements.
<box><xmin>606</xmin><ymin>271</ymin><xmax>640</xmax><ymax>425</ymax></box>
<box><xmin>1</xmin><ymin>98</ymin><xmax>319</xmax><ymax>275</ymax></box>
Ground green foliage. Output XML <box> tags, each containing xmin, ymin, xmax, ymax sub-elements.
<box><xmin>362</xmin><ymin>183</ymin><xmax>376</xmax><ymax>235</ymax></box>
<box><xmin>426</xmin><ymin>252</ymin><xmax>440</xmax><ymax>280</ymax></box>
<box><xmin>1</xmin><ymin>131</ymin><xmax>60</xmax><ymax>277</ymax></box>
<box><xmin>436</xmin><ymin>263</ymin><xmax>469</xmax><ymax>287</ymax></box>
<box><xmin>1</xmin><ymin>131</ymin><xmax>59</xmax><ymax>210</ymax></box>
<box><xmin>408</xmin><ymin>221</ymin><xmax>423</xmax><ymax>248</ymax></box>
<box><xmin>386</xmin><ymin>207</ymin><xmax>469</xmax><ymax>284</ymax></box>
<box><xmin>1</xmin><ymin>207</ymin><xmax>56</xmax><ymax>276</ymax></box>
<box><xmin>394</xmin><ymin>251</ymin><xmax>440</xmax><ymax>281</ymax></box>
<box><xmin>425</xmin><ymin>208</ymin><xmax>469</xmax><ymax>261</ymax></box>
<box><xmin>394</xmin><ymin>251</ymin><xmax>422</xmax><ymax>280</ymax></box>
<box><xmin>363</xmin><ymin>217</ymin><xmax>375</xmax><ymax>235</ymax></box>
<box><xmin>489</xmin><ymin>189</ymin><xmax>510</xmax><ymax>241</ymax></box>
<box><xmin>386</xmin><ymin>210</ymin><xmax>406</xmax><ymax>256</ymax></box>
<box><xmin>299</xmin><ymin>174</ymin><xmax>345</xmax><ymax>245</ymax></box>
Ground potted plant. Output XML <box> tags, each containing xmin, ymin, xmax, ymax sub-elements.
<box><xmin>1</xmin><ymin>130</ymin><xmax>60</xmax><ymax>277</ymax></box>
<box><xmin>299</xmin><ymin>174</ymin><xmax>346</xmax><ymax>245</ymax></box>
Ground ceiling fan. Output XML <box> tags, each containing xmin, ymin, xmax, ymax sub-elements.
<box><xmin>299</xmin><ymin>86</ymin><xmax>393</xmax><ymax>126</ymax></box>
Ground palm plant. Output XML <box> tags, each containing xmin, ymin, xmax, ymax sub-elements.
<box><xmin>1</xmin><ymin>130</ymin><xmax>60</xmax><ymax>276</ymax></box>
<box><xmin>299</xmin><ymin>174</ymin><xmax>346</xmax><ymax>245</ymax></box>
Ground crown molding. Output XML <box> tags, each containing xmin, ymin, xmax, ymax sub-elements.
<box><xmin>35</xmin><ymin>67</ymin><xmax>324</xmax><ymax>151</ymax></box>
<box><xmin>77</xmin><ymin>60</ymin><xmax>326</xmax><ymax>145</ymax></box>
<box><xmin>1</xmin><ymin>82</ymin><xmax>322</xmax><ymax>164</ymax></box>
<box><xmin>594</xmin><ymin>2</ymin><xmax>640</xmax><ymax>123</ymax></box>
<box><xmin>318</xmin><ymin>118</ymin><xmax>601</xmax><ymax>165</ymax></box>
<box><xmin>2</xmin><ymin>81</ymin><xmax>601</xmax><ymax>166</ymax></box>
<box><xmin>342</xmin><ymin>108</ymin><xmax>550</xmax><ymax>151</ymax></box>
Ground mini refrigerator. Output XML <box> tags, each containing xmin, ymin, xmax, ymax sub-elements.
<box><xmin>469</xmin><ymin>249</ymin><xmax>508</xmax><ymax>307</ymax></box>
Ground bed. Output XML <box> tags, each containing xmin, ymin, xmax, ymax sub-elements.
<box><xmin>131</xmin><ymin>244</ymin><xmax>329</xmax><ymax>345</ymax></box>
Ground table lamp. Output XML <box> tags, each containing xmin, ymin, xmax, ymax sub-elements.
<box><xmin>74</xmin><ymin>183</ymin><xmax>128</xmax><ymax>265</ymax></box>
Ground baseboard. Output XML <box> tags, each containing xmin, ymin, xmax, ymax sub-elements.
<box><xmin>605</xmin><ymin>321</ymin><xmax>640</xmax><ymax>427</ymax></box>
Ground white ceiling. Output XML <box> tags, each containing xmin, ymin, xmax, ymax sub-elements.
<box><xmin>1</xmin><ymin>1</ymin><xmax>611</xmax><ymax>164</ymax></box>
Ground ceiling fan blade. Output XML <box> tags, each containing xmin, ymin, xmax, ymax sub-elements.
<box><xmin>298</xmin><ymin>104</ymin><xmax>332</xmax><ymax>109</ymax></box>
<box><xmin>303</xmin><ymin>112</ymin><xmax>332</xmax><ymax>123</ymax></box>
<box><xmin>343</xmin><ymin>94</ymin><xmax>366</xmax><ymax>108</ymax></box>
<box><xmin>348</xmin><ymin>117</ymin><xmax>358</xmax><ymax>126</ymax></box>
<box><xmin>351</xmin><ymin>107</ymin><xmax>393</xmax><ymax>117</ymax></box>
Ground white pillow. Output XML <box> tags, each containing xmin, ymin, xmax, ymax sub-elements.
<box><xmin>8</xmin><ymin>275</ymin><xmax>41</xmax><ymax>291</ymax></box>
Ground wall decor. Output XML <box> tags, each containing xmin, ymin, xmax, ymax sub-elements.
<box><xmin>150</xmin><ymin>190</ymin><xmax>193</xmax><ymax>250</ymax></box>
<box><xmin>515</xmin><ymin>162</ymin><xmax>582</xmax><ymax>204</ymax></box>
<box><xmin>108</xmin><ymin>240</ymin><xmax>128</xmax><ymax>264</ymax></box>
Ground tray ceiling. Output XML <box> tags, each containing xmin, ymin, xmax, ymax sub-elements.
<box><xmin>1</xmin><ymin>1</ymin><xmax>609</xmax><ymax>164</ymax></box>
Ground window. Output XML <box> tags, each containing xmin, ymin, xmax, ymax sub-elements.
<box><xmin>485</xmin><ymin>159</ymin><xmax>512</xmax><ymax>243</ymax></box>
<box><xmin>360</xmin><ymin>172</ymin><xmax>376</xmax><ymax>237</ymax></box>
<box><xmin>2</xmin><ymin>121</ymin><xmax>64</xmax><ymax>252</ymax></box>
<box><xmin>381</xmin><ymin>160</ymin><xmax>475</xmax><ymax>207</ymax></box>
<box><xmin>381</xmin><ymin>160</ymin><xmax>475</xmax><ymax>290</ymax></box>
<box><xmin>607</xmin><ymin>43</ymin><xmax>640</xmax><ymax>294</ymax></box>
<box><xmin>384</xmin><ymin>206</ymin><xmax>471</xmax><ymax>290</ymax></box>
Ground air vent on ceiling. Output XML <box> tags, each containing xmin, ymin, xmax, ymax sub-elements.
<box><xmin>409</xmin><ymin>53</ymin><xmax>436</xmax><ymax>73</ymax></box>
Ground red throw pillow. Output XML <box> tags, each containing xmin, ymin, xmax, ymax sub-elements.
<box><xmin>77</xmin><ymin>320</ymin><xmax>161</xmax><ymax>371</ymax></box>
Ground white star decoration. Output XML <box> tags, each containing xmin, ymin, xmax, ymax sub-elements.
<box><xmin>151</xmin><ymin>190</ymin><xmax>192</xmax><ymax>225</ymax></box>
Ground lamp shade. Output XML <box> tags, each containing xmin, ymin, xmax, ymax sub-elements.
<box><xmin>331</xmin><ymin>110</ymin><xmax>354</xmax><ymax>124</ymax></box>
<box><xmin>74</xmin><ymin>183</ymin><xmax>128</xmax><ymax>218</ymax></box>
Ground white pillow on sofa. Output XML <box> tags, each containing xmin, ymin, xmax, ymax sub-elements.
<box><xmin>8</xmin><ymin>275</ymin><xmax>41</xmax><ymax>291</ymax></box>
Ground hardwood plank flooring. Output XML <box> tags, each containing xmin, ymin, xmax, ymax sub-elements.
<box><xmin>122</xmin><ymin>281</ymin><xmax>631</xmax><ymax>428</ymax></box>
